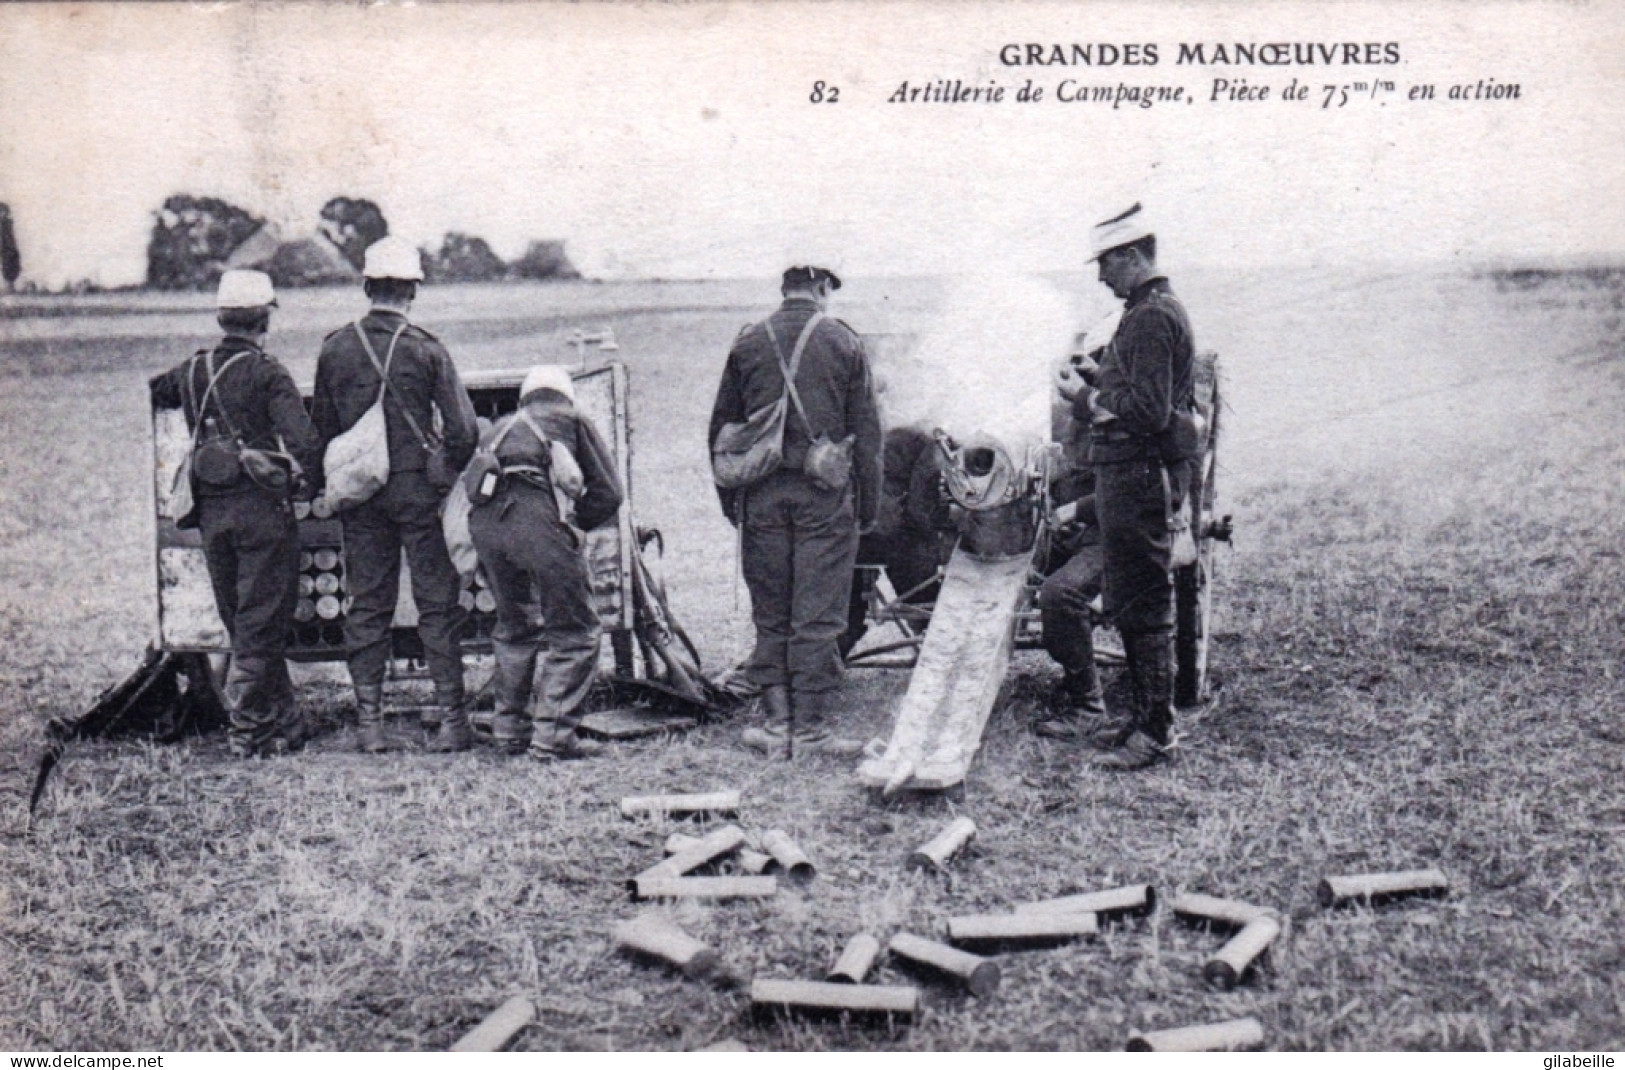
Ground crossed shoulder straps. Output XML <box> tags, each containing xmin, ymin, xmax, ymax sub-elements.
<box><xmin>182</xmin><ymin>347</ymin><xmax>252</xmax><ymax>445</ymax></box>
<box><xmin>351</xmin><ymin>320</ymin><xmax>439</xmax><ymax>449</ymax></box>
<box><xmin>762</xmin><ymin>312</ymin><xmax>825</xmax><ymax>437</ymax></box>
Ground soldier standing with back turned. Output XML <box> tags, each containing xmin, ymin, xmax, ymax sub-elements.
<box><xmin>150</xmin><ymin>270</ymin><xmax>323</xmax><ymax>758</ymax></box>
<box><xmin>1071</xmin><ymin>205</ymin><xmax>1197</xmax><ymax>771</ymax></box>
<box><xmin>709</xmin><ymin>266</ymin><xmax>883</xmax><ymax>758</ymax></box>
<box><xmin>312</xmin><ymin>236</ymin><xmax>479</xmax><ymax>754</ymax></box>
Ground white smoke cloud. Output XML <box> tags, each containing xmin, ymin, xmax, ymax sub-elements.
<box><xmin>877</xmin><ymin>273</ymin><xmax>1083</xmax><ymax>451</ymax></box>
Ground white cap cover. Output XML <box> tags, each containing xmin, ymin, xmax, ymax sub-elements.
<box><xmin>362</xmin><ymin>235</ymin><xmax>426</xmax><ymax>281</ymax></box>
<box><xmin>216</xmin><ymin>269</ymin><xmax>278</xmax><ymax>309</ymax></box>
<box><xmin>1088</xmin><ymin>203</ymin><xmax>1155</xmax><ymax>262</ymax></box>
<box><xmin>520</xmin><ymin>364</ymin><xmax>576</xmax><ymax>403</ymax></box>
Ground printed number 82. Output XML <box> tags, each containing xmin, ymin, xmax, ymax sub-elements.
<box><xmin>810</xmin><ymin>81</ymin><xmax>840</xmax><ymax>104</ymax></box>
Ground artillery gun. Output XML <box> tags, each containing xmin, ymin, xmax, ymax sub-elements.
<box><xmin>852</xmin><ymin>350</ymin><xmax>1229</xmax><ymax>794</ymax></box>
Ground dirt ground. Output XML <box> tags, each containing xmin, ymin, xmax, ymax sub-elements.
<box><xmin>0</xmin><ymin>264</ymin><xmax>1621</xmax><ymax>1051</ymax></box>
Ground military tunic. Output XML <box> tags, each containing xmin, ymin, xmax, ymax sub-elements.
<box><xmin>312</xmin><ymin>310</ymin><xmax>479</xmax><ymax>705</ymax></box>
<box><xmin>150</xmin><ymin>336</ymin><xmax>322</xmax><ymax>754</ymax></box>
<box><xmin>708</xmin><ymin>296</ymin><xmax>883</xmax><ymax>698</ymax></box>
<box><xmin>468</xmin><ymin>391</ymin><xmax>623</xmax><ymax>734</ymax></box>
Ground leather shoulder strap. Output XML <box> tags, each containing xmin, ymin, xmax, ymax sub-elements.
<box><xmin>769</xmin><ymin>313</ymin><xmax>824</xmax><ymax>436</ymax></box>
<box><xmin>353</xmin><ymin>320</ymin><xmax>434</xmax><ymax>448</ymax></box>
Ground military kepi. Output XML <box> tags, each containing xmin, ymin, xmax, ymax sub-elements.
<box><xmin>782</xmin><ymin>265</ymin><xmax>842</xmax><ymax>291</ymax></box>
<box><xmin>216</xmin><ymin>269</ymin><xmax>278</xmax><ymax>309</ymax></box>
<box><xmin>1088</xmin><ymin>202</ymin><xmax>1155</xmax><ymax>262</ymax></box>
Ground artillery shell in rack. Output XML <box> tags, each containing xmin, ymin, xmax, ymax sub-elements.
<box><xmin>1016</xmin><ymin>883</ymin><xmax>1156</xmax><ymax>920</ymax></box>
<box><xmin>750</xmin><ymin>979</ymin><xmax>919</xmax><ymax>1019</ymax></box>
<box><xmin>827</xmin><ymin>933</ymin><xmax>882</xmax><ymax>984</ymax></box>
<box><xmin>1126</xmin><ymin>1017</ymin><xmax>1265</xmax><ymax>1052</ymax></box>
<box><xmin>760</xmin><ymin>829</ymin><xmax>816</xmax><ymax>883</ymax></box>
<box><xmin>946</xmin><ymin>910</ymin><xmax>1098</xmax><ymax>950</ymax></box>
<box><xmin>634</xmin><ymin>824</ymin><xmax>747</xmax><ymax>885</ymax></box>
<box><xmin>448</xmin><ymin>995</ymin><xmax>535</xmax><ymax>1053</ymax></box>
<box><xmin>633</xmin><ymin>875</ymin><xmax>777</xmax><ymax>901</ymax></box>
<box><xmin>888</xmin><ymin>932</ymin><xmax>1000</xmax><ymax>997</ymax></box>
<box><xmin>1170</xmin><ymin>892</ymin><xmax>1274</xmax><ymax>930</ymax></box>
<box><xmin>620</xmin><ymin>791</ymin><xmax>741</xmax><ymax>820</ymax></box>
<box><xmin>613</xmin><ymin>913</ymin><xmax>721</xmax><ymax>979</ymax></box>
<box><xmin>1318</xmin><ymin>868</ymin><xmax>1450</xmax><ymax>908</ymax></box>
<box><xmin>906</xmin><ymin>816</ymin><xmax>976</xmax><ymax>871</ymax></box>
<box><xmin>1202</xmin><ymin>915</ymin><xmax>1281</xmax><ymax>990</ymax></box>
<box><xmin>313</xmin><ymin>548</ymin><xmax>340</xmax><ymax>571</ymax></box>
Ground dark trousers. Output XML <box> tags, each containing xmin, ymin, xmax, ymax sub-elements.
<box><xmin>842</xmin><ymin>529</ymin><xmax>945</xmax><ymax>656</ymax></box>
<box><xmin>198</xmin><ymin>489</ymin><xmax>299</xmax><ymax>737</ymax></box>
<box><xmin>1095</xmin><ymin>457</ymin><xmax>1183</xmax><ymax>636</ymax></box>
<box><xmin>340</xmin><ymin>470</ymin><xmax>465</xmax><ymax>701</ymax></box>
<box><xmin>468</xmin><ymin>483</ymin><xmax>601</xmax><ymax>729</ymax></box>
<box><xmin>1040</xmin><ymin>540</ymin><xmax>1104</xmax><ymax>675</ymax></box>
<box><xmin>740</xmin><ymin>469</ymin><xmax>858</xmax><ymax>697</ymax></box>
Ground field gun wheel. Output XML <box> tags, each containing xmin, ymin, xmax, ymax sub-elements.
<box><xmin>1175</xmin><ymin>352</ymin><xmax>1224</xmax><ymax>707</ymax></box>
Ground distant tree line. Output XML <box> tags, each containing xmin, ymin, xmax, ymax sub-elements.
<box><xmin>143</xmin><ymin>194</ymin><xmax>580</xmax><ymax>291</ymax></box>
<box><xmin>0</xmin><ymin>203</ymin><xmax>21</xmax><ymax>291</ymax></box>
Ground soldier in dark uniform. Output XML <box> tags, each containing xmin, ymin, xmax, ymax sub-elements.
<box><xmin>1071</xmin><ymin>204</ymin><xmax>1197</xmax><ymax>771</ymax></box>
<box><xmin>468</xmin><ymin>365</ymin><xmax>624</xmax><ymax>761</ymax></box>
<box><xmin>311</xmin><ymin>236</ymin><xmax>479</xmax><ymax>754</ymax></box>
<box><xmin>839</xmin><ymin>425</ymin><xmax>953</xmax><ymax>659</ymax></box>
<box><xmin>150</xmin><ymin>270</ymin><xmax>322</xmax><ymax>758</ymax></box>
<box><xmin>709</xmin><ymin>266</ymin><xmax>883</xmax><ymax>758</ymax></box>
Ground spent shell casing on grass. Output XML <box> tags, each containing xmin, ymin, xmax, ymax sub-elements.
<box><xmin>448</xmin><ymin>995</ymin><xmax>536</xmax><ymax>1053</ymax></box>
<box><xmin>827</xmin><ymin>933</ymin><xmax>882</xmax><ymax>984</ymax></box>
<box><xmin>663</xmin><ymin>831</ymin><xmax>701</xmax><ymax>854</ymax></box>
<box><xmin>612</xmin><ymin>913</ymin><xmax>721</xmax><ymax>979</ymax></box>
<box><xmin>1317</xmin><ymin>868</ymin><xmax>1450</xmax><ymax>908</ymax></box>
<box><xmin>1170</xmin><ymin>891</ymin><xmax>1273</xmax><ymax>930</ymax></box>
<box><xmin>632</xmin><ymin>824</ymin><xmax>747</xmax><ymax>887</ymax></box>
<box><xmin>633</xmin><ymin>875</ymin><xmax>777</xmax><ymax>901</ymax></box>
<box><xmin>750</xmin><ymin>978</ymin><xmax>919</xmax><ymax>1018</ymax></box>
<box><xmin>759</xmin><ymin>829</ymin><xmax>816</xmax><ymax>883</ymax></box>
<box><xmin>906</xmin><ymin>816</ymin><xmax>976</xmax><ymax>871</ymax></box>
<box><xmin>1202</xmin><ymin>915</ymin><xmax>1281</xmax><ymax>990</ymax></box>
<box><xmin>696</xmin><ymin>1039</ymin><xmax>750</xmax><ymax>1052</ymax></box>
<box><xmin>946</xmin><ymin>910</ymin><xmax>1098</xmax><ymax>950</ymax></box>
<box><xmin>619</xmin><ymin>790</ymin><xmax>741</xmax><ymax>820</ymax></box>
<box><xmin>737</xmin><ymin>849</ymin><xmax>775</xmax><ymax>875</ymax></box>
<box><xmin>1016</xmin><ymin>883</ymin><xmax>1156</xmax><ymax>920</ymax></box>
<box><xmin>887</xmin><ymin>932</ymin><xmax>1000</xmax><ymax>997</ymax></box>
<box><xmin>1126</xmin><ymin>1016</ymin><xmax>1265</xmax><ymax>1052</ymax></box>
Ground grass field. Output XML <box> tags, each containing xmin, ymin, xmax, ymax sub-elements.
<box><xmin>0</xmin><ymin>264</ymin><xmax>1621</xmax><ymax>1051</ymax></box>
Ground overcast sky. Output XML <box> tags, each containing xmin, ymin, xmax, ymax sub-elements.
<box><xmin>1</xmin><ymin>1</ymin><xmax>1620</xmax><ymax>287</ymax></box>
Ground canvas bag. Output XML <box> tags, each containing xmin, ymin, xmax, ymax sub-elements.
<box><xmin>165</xmin><ymin>349</ymin><xmax>250</xmax><ymax>526</ymax></box>
<box><xmin>770</xmin><ymin>314</ymin><xmax>854</xmax><ymax>492</ymax></box>
<box><xmin>322</xmin><ymin>324</ymin><xmax>403</xmax><ymax>511</ymax></box>
<box><xmin>710</xmin><ymin>313</ymin><xmax>823</xmax><ymax>490</ymax></box>
<box><xmin>351</xmin><ymin>321</ymin><xmax>457</xmax><ymax>493</ymax></box>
